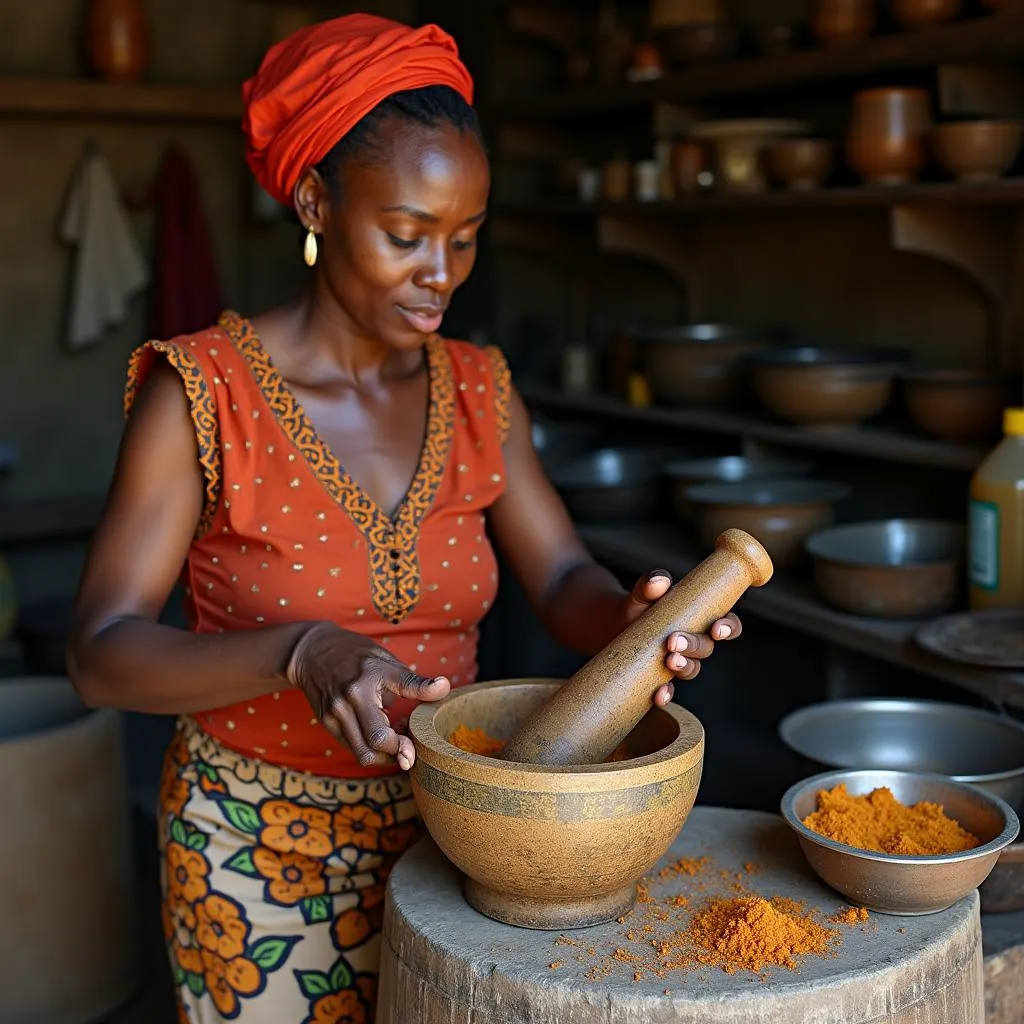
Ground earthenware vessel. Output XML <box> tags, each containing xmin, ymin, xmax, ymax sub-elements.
<box><xmin>692</xmin><ymin>119</ymin><xmax>810</xmax><ymax>191</ymax></box>
<box><xmin>893</xmin><ymin>0</ymin><xmax>962</xmax><ymax>25</ymax></box>
<box><xmin>847</xmin><ymin>87</ymin><xmax>932</xmax><ymax>185</ymax></box>
<box><xmin>658</xmin><ymin>22</ymin><xmax>739</xmax><ymax>66</ymax></box>
<box><xmin>810</xmin><ymin>0</ymin><xmax>876</xmax><ymax>46</ymax></box>
<box><xmin>633</xmin><ymin>323</ymin><xmax>785</xmax><ymax>406</ymax></box>
<box><xmin>768</xmin><ymin>138</ymin><xmax>835</xmax><ymax>190</ymax></box>
<box><xmin>87</xmin><ymin>0</ymin><xmax>148</xmax><ymax>80</ymax></box>
<box><xmin>931</xmin><ymin>120</ymin><xmax>1024</xmax><ymax>182</ymax></box>
<box><xmin>746</xmin><ymin>345</ymin><xmax>909</xmax><ymax>428</ymax></box>
<box><xmin>671</xmin><ymin>139</ymin><xmax>708</xmax><ymax>192</ymax></box>
<box><xmin>686</xmin><ymin>479</ymin><xmax>850</xmax><ymax>570</ymax></box>
<box><xmin>903</xmin><ymin>369</ymin><xmax>1013</xmax><ymax>443</ymax></box>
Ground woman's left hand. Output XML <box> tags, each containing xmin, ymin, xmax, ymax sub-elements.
<box><xmin>623</xmin><ymin>569</ymin><xmax>742</xmax><ymax>708</ymax></box>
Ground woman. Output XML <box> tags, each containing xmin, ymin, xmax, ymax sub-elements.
<box><xmin>68</xmin><ymin>14</ymin><xmax>741</xmax><ymax>1024</ymax></box>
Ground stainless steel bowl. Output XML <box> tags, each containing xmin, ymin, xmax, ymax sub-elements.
<box><xmin>550</xmin><ymin>445</ymin><xmax>683</xmax><ymax>525</ymax></box>
<box><xmin>804</xmin><ymin>519</ymin><xmax>966</xmax><ymax>618</ymax></box>
<box><xmin>781</xmin><ymin>769</ymin><xmax>1019</xmax><ymax>915</ymax></box>
<box><xmin>778</xmin><ymin>699</ymin><xmax>1024</xmax><ymax>813</ymax></box>
<box><xmin>664</xmin><ymin>456</ymin><xmax>815</xmax><ymax>526</ymax></box>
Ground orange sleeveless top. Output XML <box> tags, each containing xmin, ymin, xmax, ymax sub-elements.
<box><xmin>125</xmin><ymin>311</ymin><xmax>511</xmax><ymax>778</ymax></box>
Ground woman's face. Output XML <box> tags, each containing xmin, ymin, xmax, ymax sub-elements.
<box><xmin>313</xmin><ymin>119</ymin><xmax>490</xmax><ymax>349</ymax></box>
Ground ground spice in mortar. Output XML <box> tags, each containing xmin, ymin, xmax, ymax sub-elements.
<box><xmin>803</xmin><ymin>783</ymin><xmax>981</xmax><ymax>856</ymax></box>
<box><xmin>448</xmin><ymin>725</ymin><xmax>505</xmax><ymax>757</ymax></box>
<box><xmin>448</xmin><ymin>725</ymin><xmax>629</xmax><ymax>762</ymax></box>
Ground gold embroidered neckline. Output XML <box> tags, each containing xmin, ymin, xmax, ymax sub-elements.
<box><xmin>218</xmin><ymin>311</ymin><xmax>455</xmax><ymax>624</ymax></box>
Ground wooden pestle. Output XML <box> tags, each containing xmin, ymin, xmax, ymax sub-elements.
<box><xmin>498</xmin><ymin>529</ymin><xmax>773</xmax><ymax>766</ymax></box>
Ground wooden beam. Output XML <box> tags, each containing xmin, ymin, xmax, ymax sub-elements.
<box><xmin>0</xmin><ymin>77</ymin><xmax>242</xmax><ymax>123</ymax></box>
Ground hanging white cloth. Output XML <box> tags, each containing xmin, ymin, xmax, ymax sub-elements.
<box><xmin>58</xmin><ymin>145</ymin><xmax>149</xmax><ymax>349</ymax></box>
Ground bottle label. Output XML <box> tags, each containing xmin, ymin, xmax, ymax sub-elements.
<box><xmin>969</xmin><ymin>499</ymin><xmax>1000</xmax><ymax>591</ymax></box>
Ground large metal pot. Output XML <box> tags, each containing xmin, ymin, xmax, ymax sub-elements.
<box><xmin>530</xmin><ymin>416</ymin><xmax>603</xmax><ymax>475</ymax></box>
<box><xmin>0</xmin><ymin>678</ymin><xmax>138</xmax><ymax>1022</ymax></box>
<box><xmin>633</xmin><ymin>324</ymin><xmax>785</xmax><ymax>407</ymax></box>
<box><xmin>551</xmin><ymin>446</ymin><xmax>683</xmax><ymax>525</ymax></box>
<box><xmin>779</xmin><ymin>699</ymin><xmax>1024</xmax><ymax>811</ymax></box>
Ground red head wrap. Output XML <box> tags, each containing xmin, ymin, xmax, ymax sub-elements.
<box><xmin>242</xmin><ymin>14</ymin><xmax>475</xmax><ymax>207</ymax></box>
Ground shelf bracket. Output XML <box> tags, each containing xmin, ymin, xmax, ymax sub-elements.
<box><xmin>891</xmin><ymin>203</ymin><xmax>1015</xmax><ymax>370</ymax></box>
<box><xmin>597</xmin><ymin>214</ymin><xmax>696</xmax><ymax>294</ymax></box>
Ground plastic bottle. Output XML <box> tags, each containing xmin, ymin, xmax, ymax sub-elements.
<box><xmin>968</xmin><ymin>408</ymin><xmax>1024</xmax><ymax>609</ymax></box>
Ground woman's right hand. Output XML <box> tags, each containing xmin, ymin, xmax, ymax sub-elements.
<box><xmin>286</xmin><ymin>622</ymin><xmax>450</xmax><ymax>771</ymax></box>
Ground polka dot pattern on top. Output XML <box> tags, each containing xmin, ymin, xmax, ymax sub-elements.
<box><xmin>125</xmin><ymin>312</ymin><xmax>510</xmax><ymax>778</ymax></box>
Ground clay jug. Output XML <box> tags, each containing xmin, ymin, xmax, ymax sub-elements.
<box><xmin>87</xmin><ymin>0</ymin><xmax>148</xmax><ymax>81</ymax></box>
<box><xmin>810</xmin><ymin>0</ymin><xmax>876</xmax><ymax>46</ymax></box>
<box><xmin>847</xmin><ymin>87</ymin><xmax>931</xmax><ymax>185</ymax></box>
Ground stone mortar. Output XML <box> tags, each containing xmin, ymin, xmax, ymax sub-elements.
<box><xmin>408</xmin><ymin>678</ymin><xmax>704</xmax><ymax>930</ymax></box>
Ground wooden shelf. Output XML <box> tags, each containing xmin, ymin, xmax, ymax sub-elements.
<box><xmin>495</xmin><ymin>12</ymin><xmax>1024</xmax><ymax>118</ymax></box>
<box><xmin>497</xmin><ymin>179</ymin><xmax>1024</xmax><ymax>216</ymax></box>
<box><xmin>0</xmin><ymin>77</ymin><xmax>242</xmax><ymax>123</ymax></box>
<box><xmin>577</xmin><ymin>523</ymin><xmax>1024</xmax><ymax>711</ymax></box>
<box><xmin>521</xmin><ymin>386</ymin><xmax>985</xmax><ymax>472</ymax></box>
<box><xmin>0</xmin><ymin>495</ymin><xmax>106</xmax><ymax>545</ymax></box>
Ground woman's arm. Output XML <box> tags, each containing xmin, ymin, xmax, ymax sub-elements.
<box><xmin>69</xmin><ymin>359</ymin><xmax>448</xmax><ymax>769</ymax></box>
<box><xmin>67</xmin><ymin>360</ymin><xmax>312</xmax><ymax>713</ymax></box>
<box><xmin>487</xmin><ymin>390</ymin><xmax>740</xmax><ymax>686</ymax></box>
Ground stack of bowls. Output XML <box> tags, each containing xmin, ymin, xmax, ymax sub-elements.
<box><xmin>550</xmin><ymin>445</ymin><xmax>686</xmax><ymax>525</ymax></box>
<box><xmin>684</xmin><ymin>478</ymin><xmax>850</xmax><ymax>569</ymax></box>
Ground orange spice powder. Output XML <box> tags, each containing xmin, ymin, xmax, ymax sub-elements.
<box><xmin>558</xmin><ymin>854</ymin><xmax>867</xmax><ymax>982</ymax></box>
<box><xmin>448</xmin><ymin>725</ymin><xmax>505</xmax><ymax>758</ymax></box>
<box><xmin>449</xmin><ymin>725</ymin><xmax>629</xmax><ymax>762</ymax></box>
<box><xmin>802</xmin><ymin>783</ymin><xmax>981</xmax><ymax>856</ymax></box>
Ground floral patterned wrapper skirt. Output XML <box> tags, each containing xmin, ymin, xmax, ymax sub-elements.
<box><xmin>159</xmin><ymin>716</ymin><xmax>421</xmax><ymax>1023</ymax></box>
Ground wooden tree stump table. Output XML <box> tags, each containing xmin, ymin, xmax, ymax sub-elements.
<box><xmin>379</xmin><ymin>807</ymin><xmax>985</xmax><ymax>1024</ymax></box>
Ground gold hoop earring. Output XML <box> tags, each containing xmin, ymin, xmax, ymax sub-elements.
<box><xmin>303</xmin><ymin>225</ymin><xmax>318</xmax><ymax>268</ymax></box>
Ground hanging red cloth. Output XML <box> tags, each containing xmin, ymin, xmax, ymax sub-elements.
<box><xmin>149</xmin><ymin>146</ymin><xmax>223</xmax><ymax>339</ymax></box>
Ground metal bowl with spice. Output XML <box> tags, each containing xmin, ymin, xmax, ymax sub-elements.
<box><xmin>781</xmin><ymin>769</ymin><xmax>1019</xmax><ymax>915</ymax></box>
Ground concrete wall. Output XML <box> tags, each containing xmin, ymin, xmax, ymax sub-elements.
<box><xmin>0</xmin><ymin>0</ymin><xmax>414</xmax><ymax>607</ymax></box>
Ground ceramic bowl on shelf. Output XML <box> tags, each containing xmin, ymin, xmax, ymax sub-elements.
<box><xmin>903</xmin><ymin>369</ymin><xmax>1014</xmax><ymax>444</ymax></box>
<box><xmin>767</xmin><ymin>138</ymin><xmax>835</xmax><ymax>190</ymax></box>
<box><xmin>745</xmin><ymin>345</ymin><xmax>910</xmax><ymax>429</ymax></box>
<box><xmin>930</xmin><ymin>120</ymin><xmax>1024</xmax><ymax>182</ymax></box>
<box><xmin>781</xmin><ymin>769</ymin><xmax>1019</xmax><ymax>915</ymax></box>
<box><xmin>550</xmin><ymin>445</ymin><xmax>685</xmax><ymax>525</ymax></box>
<box><xmin>810</xmin><ymin>0</ymin><xmax>876</xmax><ymax>46</ymax></box>
<box><xmin>632</xmin><ymin>323</ymin><xmax>787</xmax><ymax>406</ymax></box>
<box><xmin>847</xmin><ymin>87</ymin><xmax>932</xmax><ymax>186</ymax></box>
<box><xmin>755</xmin><ymin>22</ymin><xmax>806</xmax><ymax>56</ymax></box>
<box><xmin>690</xmin><ymin>119</ymin><xmax>811</xmax><ymax>192</ymax></box>
<box><xmin>656</xmin><ymin>21</ymin><xmax>739</xmax><ymax>65</ymax></box>
<box><xmin>804</xmin><ymin>518</ymin><xmax>966</xmax><ymax>618</ymax></box>
<box><xmin>665</xmin><ymin>455</ymin><xmax>815</xmax><ymax>525</ymax></box>
<box><xmin>893</xmin><ymin>0</ymin><xmax>963</xmax><ymax>27</ymax></box>
<box><xmin>685</xmin><ymin>478</ymin><xmax>850</xmax><ymax>569</ymax></box>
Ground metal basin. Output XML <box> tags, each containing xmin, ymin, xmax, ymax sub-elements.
<box><xmin>781</xmin><ymin>769</ymin><xmax>1019</xmax><ymax>914</ymax></box>
<box><xmin>804</xmin><ymin>519</ymin><xmax>966</xmax><ymax>618</ymax></box>
<box><xmin>665</xmin><ymin>455</ymin><xmax>814</xmax><ymax>526</ymax></box>
<box><xmin>778</xmin><ymin>699</ymin><xmax>1024</xmax><ymax>813</ymax></box>
<box><xmin>685</xmin><ymin>478</ymin><xmax>850</xmax><ymax>569</ymax></box>
<box><xmin>551</xmin><ymin>445</ymin><xmax>683</xmax><ymax>524</ymax></box>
